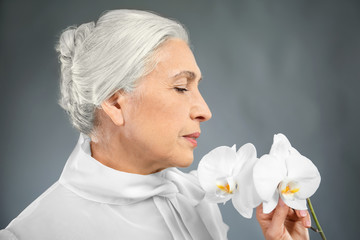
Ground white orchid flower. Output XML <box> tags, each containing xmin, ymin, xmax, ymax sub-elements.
<box><xmin>253</xmin><ymin>133</ymin><xmax>321</xmax><ymax>213</ymax></box>
<box><xmin>197</xmin><ymin>143</ymin><xmax>261</xmax><ymax>218</ymax></box>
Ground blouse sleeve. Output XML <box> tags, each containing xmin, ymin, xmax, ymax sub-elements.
<box><xmin>0</xmin><ymin>229</ymin><xmax>18</xmax><ymax>240</ymax></box>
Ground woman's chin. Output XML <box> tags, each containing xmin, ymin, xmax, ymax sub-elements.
<box><xmin>174</xmin><ymin>154</ymin><xmax>194</xmax><ymax>168</ymax></box>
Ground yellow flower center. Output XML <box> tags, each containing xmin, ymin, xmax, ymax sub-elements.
<box><xmin>281</xmin><ymin>185</ymin><xmax>300</xmax><ymax>195</ymax></box>
<box><xmin>278</xmin><ymin>180</ymin><xmax>300</xmax><ymax>200</ymax></box>
<box><xmin>215</xmin><ymin>176</ymin><xmax>237</xmax><ymax>198</ymax></box>
<box><xmin>217</xmin><ymin>183</ymin><xmax>233</xmax><ymax>194</ymax></box>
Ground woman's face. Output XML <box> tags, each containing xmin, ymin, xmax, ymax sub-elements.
<box><xmin>121</xmin><ymin>38</ymin><xmax>212</xmax><ymax>172</ymax></box>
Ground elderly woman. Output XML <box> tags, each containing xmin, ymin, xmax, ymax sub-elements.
<box><xmin>0</xmin><ymin>9</ymin><xmax>311</xmax><ymax>240</ymax></box>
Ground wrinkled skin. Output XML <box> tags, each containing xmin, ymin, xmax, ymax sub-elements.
<box><xmin>91</xmin><ymin>39</ymin><xmax>211</xmax><ymax>175</ymax></box>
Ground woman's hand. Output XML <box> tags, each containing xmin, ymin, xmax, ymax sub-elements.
<box><xmin>256</xmin><ymin>198</ymin><xmax>311</xmax><ymax>240</ymax></box>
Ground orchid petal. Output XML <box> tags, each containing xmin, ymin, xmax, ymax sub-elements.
<box><xmin>232</xmin><ymin>158</ymin><xmax>261</xmax><ymax>218</ymax></box>
<box><xmin>205</xmin><ymin>192</ymin><xmax>232</xmax><ymax>204</ymax></box>
<box><xmin>232</xmin><ymin>195</ymin><xmax>253</xmax><ymax>219</ymax></box>
<box><xmin>295</xmin><ymin>178</ymin><xmax>321</xmax><ymax>200</ymax></box>
<box><xmin>226</xmin><ymin>176</ymin><xmax>237</xmax><ymax>193</ymax></box>
<box><xmin>236</xmin><ymin>143</ymin><xmax>257</xmax><ymax>161</ymax></box>
<box><xmin>235</xmin><ymin>158</ymin><xmax>262</xmax><ymax>208</ymax></box>
<box><xmin>253</xmin><ymin>154</ymin><xmax>287</xmax><ymax>201</ymax></box>
<box><xmin>233</xmin><ymin>143</ymin><xmax>257</xmax><ymax>175</ymax></box>
<box><xmin>269</xmin><ymin>133</ymin><xmax>292</xmax><ymax>158</ymax></box>
<box><xmin>289</xmin><ymin>146</ymin><xmax>301</xmax><ymax>157</ymax></box>
<box><xmin>198</xmin><ymin>146</ymin><xmax>238</xmax><ymax>194</ymax></box>
<box><xmin>231</xmin><ymin>144</ymin><xmax>237</xmax><ymax>151</ymax></box>
<box><xmin>285</xmin><ymin>155</ymin><xmax>321</xmax><ymax>199</ymax></box>
<box><xmin>281</xmin><ymin>196</ymin><xmax>307</xmax><ymax>210</ymax></box>
<box><xmin>263</xmin><ymin>192</ymin><xmax>279</xmax><ymax>214</ymax></box>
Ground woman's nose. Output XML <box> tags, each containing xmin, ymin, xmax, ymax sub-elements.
<box><xmin>190</xmin><ymin>90</ymin><xmax>212</xmax><ymax>122</ymax></box>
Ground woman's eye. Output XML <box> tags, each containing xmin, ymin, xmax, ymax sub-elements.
<box><xmin>174</xmin><ymin>87</ymin><xmax>188</xmax><ymax>93</ymax></box>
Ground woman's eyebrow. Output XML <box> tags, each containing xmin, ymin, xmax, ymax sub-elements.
<box><xmin>171</xmin><ymin>71</ymin><xmax>202</xmax><ymax>82</ymax></box>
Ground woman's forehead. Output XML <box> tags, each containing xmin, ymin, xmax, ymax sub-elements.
<box><xmin>153</xmin><ymin>39</ymin><xmax>201</xmax><ymax>80</ymax></box>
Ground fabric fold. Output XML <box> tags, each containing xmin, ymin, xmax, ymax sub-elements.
<box><xmin>57</xmin><ymin>133</ymin><xmax>227</xmax><ymax>239</ymax></box>
<box><xmin>3</xmin><ymin>133</ymin><xmax>228</xmax><ymax>239</ymax></box>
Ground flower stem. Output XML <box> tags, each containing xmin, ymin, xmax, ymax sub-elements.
<box><xmin>306</xmin><ymin>198</ymin><xmax>326</xmax><ymax>240</ymax></box>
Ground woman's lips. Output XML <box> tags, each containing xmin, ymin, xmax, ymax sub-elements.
<box><xmin>183</xmin><ymin>132</ymin><xmax>200</xmax><ymax>147</ymax></box>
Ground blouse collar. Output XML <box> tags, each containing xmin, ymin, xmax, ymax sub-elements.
<box><xmin>59</xmin><ymin>133</ymin><xmax>204</xmax><ymax>205</ymax></box>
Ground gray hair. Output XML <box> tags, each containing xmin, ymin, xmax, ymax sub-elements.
<box><xmin>56</xmin><ymin>9</ymin><xmax>189</xmax><ymax>135</ymax></box>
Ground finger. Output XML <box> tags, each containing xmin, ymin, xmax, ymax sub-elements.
<box><xmin>295</xmin><ymin>210</ymin><xmax>311</xmax><ymax>228</ymax></box>
<box><xmin>269</xmin><ymin>198</ymin><xmax>289</xmax><ymax>229</ymax></box>
<box><xmin>256</xmin><ymin>203</ymin><xmax>274</xmax><ymax>221</ymax></box>
<box><xmin>304</xmin><ymin>211</ymin><xmax>311</xmax><ymax>228</ymax></box>
<box><xmin>295</xmin><ymin>209</ymin><xmax>307</xmax><ymax>219</ymax></box>
<box><xmin>256</xmin><ymin>203</ymin><xmax>263</xmax><ymax>214</ymax></box>
<box><xmin>288</xmin><ymin>207</ymin><xmax>296</xmax><ymax>216</ymax></box>
<box><xmin>286</xmin><ymin>207</ymin><xmax>298</xmax><ymax>221</ymax></box>
<box><xmin>256</xmin><ymin>204</ymin><xmax>263</xmax><ymax>220</ymax></box>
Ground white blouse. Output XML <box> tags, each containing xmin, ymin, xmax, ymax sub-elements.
<box><xmin>0</xmin><ymin>133</ymin><xmax>228</xmax><ymax>240</ymax></box>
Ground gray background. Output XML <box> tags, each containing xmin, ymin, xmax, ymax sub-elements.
<box><xmin>1</xmin><ymin>0</ymin><xmax>359</xmax><ymax>239</ymax></box>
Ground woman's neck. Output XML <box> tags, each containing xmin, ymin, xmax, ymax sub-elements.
<box><xmin>90</xmin><ymin>136</ymin><xmax>166</xmax><ymax>175</ymax></box>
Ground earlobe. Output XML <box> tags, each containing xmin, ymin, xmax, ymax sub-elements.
<box><xmin>101</xmin><ymin>92</ymin><xmax>125</xmax><ymax>126</ymax></box>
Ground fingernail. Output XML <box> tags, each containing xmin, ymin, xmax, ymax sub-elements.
<box><xmin>279</xmin><ymin>198</ymin><xmax>285</xmax><ymax>206</ymax></box>
<box><xmin>300</xmin><ymin>210</ymin><xmax>307</xmax><ymax>217</ymax></box>
<box><xmin>305</xmin><ymin>220</ymin><xmax>311</xmax><ymax>227</ymax></box>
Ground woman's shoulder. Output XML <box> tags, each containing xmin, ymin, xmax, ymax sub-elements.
<box><xmin>3</xmin><ymin>181</ymin><xmax>93</xmax><ymax>239</ymax></box>
<box><xmin>0</xmin><ymin>229</ymin><xmax>18</xmax><ymax>240</ymax></box>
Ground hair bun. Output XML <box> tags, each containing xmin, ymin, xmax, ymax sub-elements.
<box><xmin>56</xmin><ymin>22</ymin><xmax>95</xmax><ymax>65</ymax></box>
<box><xmin>56</xmin><ymin>10</ymin><xmax>188</xmax><ymax>135</ymax></box>
<box><xmin>56</xmin><ymin>22</ymin><xmax>96</xmax><ymax>133</ymax></box>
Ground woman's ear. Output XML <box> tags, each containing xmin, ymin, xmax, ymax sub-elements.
<box><xmin>101</xmin><ymin>91</ymin><xmax>126</xmax><ymax>126</ymax></box>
